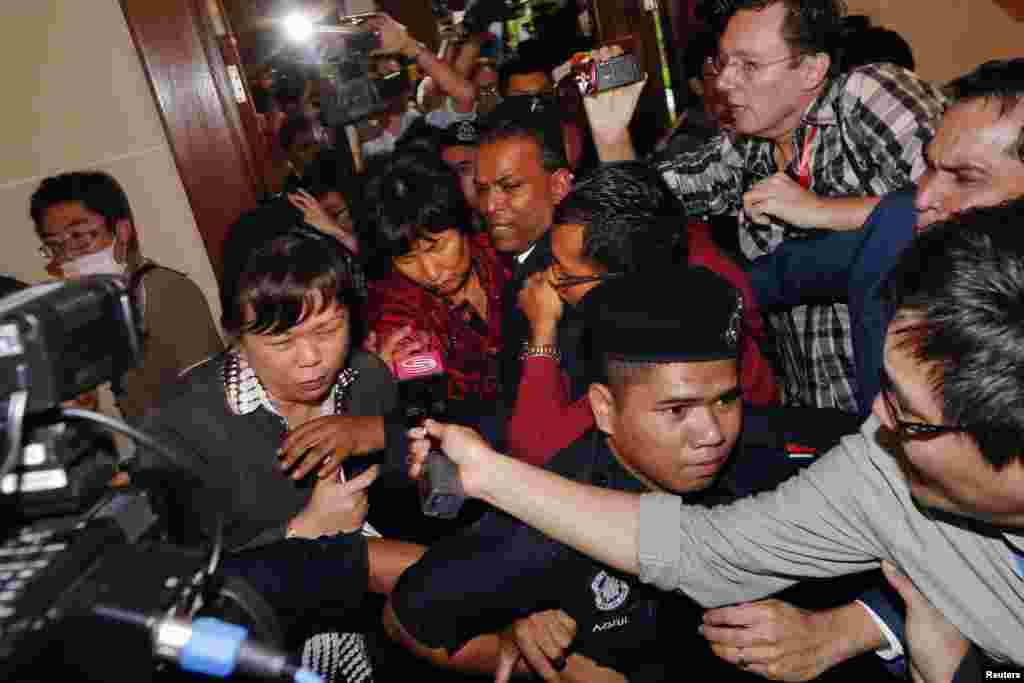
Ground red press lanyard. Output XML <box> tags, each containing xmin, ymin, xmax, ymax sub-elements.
<box><xmin>797</xmin><ymin>127</ymin><xmax>819</xmax><ymax>189</ymax></box>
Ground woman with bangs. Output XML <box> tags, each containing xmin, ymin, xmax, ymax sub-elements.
<box><xmin>360</xmin><ymin>150</ymin><xmax>508</xmax><ymax>436</ymax></box>
<box><xmin>133</xmin><ymin>201</ymin><xmax>424</xmax><ymax>682</ymax></box>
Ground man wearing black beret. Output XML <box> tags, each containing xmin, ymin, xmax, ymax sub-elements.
<box><xmin>383</xmin><ymin>267</ymin><xmax>889</xmax><ymax>681</ymax></box>
<box><xmin>439</xmin><ymin>119</ymin><xmax>482</xmax><ymax>215</ymax></box>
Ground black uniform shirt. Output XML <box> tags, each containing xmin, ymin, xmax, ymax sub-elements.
<box><xmin>391</xmin><ymin>429</ymin><xmax>663</xmax><ymax>677</ymax></box>
<box><xmin>390</xmin><ymin>405</ymin><xmax>864</xmax><ymax>680</ymax></box>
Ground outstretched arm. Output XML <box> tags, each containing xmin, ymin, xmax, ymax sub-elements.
<box><xmin>409</xmin><ymin>421</ymin><xmax>643</xmax><ymax>575</ymax></box>
<box><xmin>371</xmin><ymin>14</ymin><xmax>477</xmax><ymax>112</ymax></box>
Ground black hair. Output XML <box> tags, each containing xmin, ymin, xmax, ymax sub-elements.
<box><xmin>393</xmin><ymin>117</ymin><xmax>445</xmax><ymax>157</ymax></box>
<box><xmin>945</xmin><ymin>59</ymin><xmax>1024</xmax><ymax>162</ymax></box>
<box><xmin>30</xmin><ymin>171</ymin><xmax>134</xmax><ymax>232</ymax></box>
<box><xmin>300</xmin><ymin>150</ymin><xmax>357</xmax><ymax>208</ymax></box>
<box><xmin>603</xmin><ymin>358</ymin><xmax>663</xmax><ymax>396</ymax></box>
<box><xmin>839</xmin><ymin>18</ymin><xmax>914</xmax><ymax>71</ymax></box>
<box><xmin>682</xmin><ymin>29</ymin><xmax>721</xmax><ymax>82</ymax></box>
<box><xmin>220</xmin><ymin>200</ymin><xmax>360</xmax><ymax>341</ymax></box>
<box><xmin>554</xmin><ymin>161</ymin><xmax>689</xmax><ymax>274</ymax></box>
<box><xmin>356</xmin><ymin>150</ymin><xmax>474</xmax><ymax>278</ymax></box>
<box><xmin>251</xmin><ymin>85</ymin><xmax>275</xmax><ymax>115</ymax></box>
<box><xmin>279</xmin><ymin>113</ymin><xmax>316</xmax><ymax>151</ymax></box>
<box><xmin>479</xmin><ymin>104</ymin><xmax>569</xmax><ymax>173</ymax></box>
<box><xmin>273</xmin><ymin>66</ymin><xmax>309</xmax><ymax>111</ymax></box>
<box><xmin>728</xmin><ymin>0</ymin><xmax>848</xmax><ymax>76</ymax></box>
<box><xmin>498</xmin><ymin>41</ymin><xmax>556</xmax><ymax>94</ymax></box>
<box><xmin>884</xmin><ymin>200</ymin><xmax>1024</xmax><ymax>468</ymax></box>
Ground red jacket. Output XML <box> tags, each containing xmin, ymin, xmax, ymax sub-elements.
<box><xmin>507</xmin><ymin>220</ymin><xmax>779</xmax><ymax>465</ymax></box>
<box><xmin>365</xmin><ymin>232</ymin><xmax>509</xmax><ymax>404</ymax></box>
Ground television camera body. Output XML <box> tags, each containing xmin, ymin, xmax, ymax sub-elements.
<box><xmin>0</xmin><ymin>277</ymin><xmax>300</xmax><ymax>682</ymax></box>
<box><xmin>300</xmin><ymin>13</ymin><xmax>410</xmax><ymax>126</ymax></box>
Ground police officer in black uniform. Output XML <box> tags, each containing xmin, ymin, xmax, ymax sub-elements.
<box><xmin>383</xmin><ymin>267</ymin><xmax>896</xmax><ymax>681</ymax></box>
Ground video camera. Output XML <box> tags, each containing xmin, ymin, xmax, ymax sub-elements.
<box><xmin>304</xmin><ymin>13</ymin><xmax>411</xmax><ymax>126</ymax></box>
<box><xmin>0</xmin><ymin>277</ymin><xmax>323</xmax><ymax>682</ymax></box>
<box><xmin>0</xmin><ymin>275</ymin><xmax>140</xmax><ymax>519</ymax></box>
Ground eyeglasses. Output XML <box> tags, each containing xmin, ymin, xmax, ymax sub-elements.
<box><xmin>705</xmin><ymin>52</ymin><xmax>799</xmax><ymax>81</ymax></box>
<box><xmin>37</xmin><ymin>225</ymin><xmax>107</xmax><ymax>260</ymax></box>
<box><xmin>879</xmin><ymin>370</ymin><xmax>971</xmax><ymax>439</ymax></box>
<box><xmin>550</xmin><ymin>269</ymin><xmax>622</xmax><ymax>291</ymax></box>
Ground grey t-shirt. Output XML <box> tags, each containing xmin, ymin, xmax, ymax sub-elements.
<box><xmin>638</xmin><ymin>415</ymin><xmax>1024</xmax><ymax>665</ymax></box>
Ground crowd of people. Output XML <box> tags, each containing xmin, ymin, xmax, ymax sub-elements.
<box><xmin>9</xmin><ymin>1</ymin><xmax>1024</xmax><ymax>681</ymax></box>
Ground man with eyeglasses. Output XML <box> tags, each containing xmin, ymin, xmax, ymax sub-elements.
<box><xmin>585</xmin><ymin>0</ymin><xmax>945</xmax><ymax>419</ymax></box>
<box><xmin>407</xmin><ymin>200</ymin><xmax>1024</xmax><ymax>681</ymax></box>
<box><xmin>507</xmin><ymin>161</ymin><xmax>778</xmax><ymax>465</ymax></box>
<box><xmin>749</xmin><ymin>58</ymin><xmax>1024</xmax><ymax>420</ymax></box>
<box><xmin>29</xmin><ymin>171</ymin><xmax>223</xmax><ymax>419</ymax></box>
<box><xmin>387</xmin><ymin>266</ymin><xmax>870</xmax><ymax>682</ymax></box>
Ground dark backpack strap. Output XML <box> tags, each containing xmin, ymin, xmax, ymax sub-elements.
<box><xmin>128</xmin><ymin>261</ymin><xmax>159</xmax><ymax>295</ymax></box>
<box><xmin>111</xmin><ymin>263</ymin><xmax>160</xmax><ymax>398</ymax></box>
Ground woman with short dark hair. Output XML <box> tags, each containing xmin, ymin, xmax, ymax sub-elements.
<box><xmin>133</xmin><ymin>201</ymin><xmax>424</xmax><ymax>682</ymax></box>
<box><xmin>360</xmin><ymin>151</ymin><xmax>508</xmax><ymax>433</ymax></box>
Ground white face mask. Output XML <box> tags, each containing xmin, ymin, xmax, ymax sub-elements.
<box><xmin>63</xmin><ymin>243</ymin><xmax>125</xmax><ymax>278</ymax></box>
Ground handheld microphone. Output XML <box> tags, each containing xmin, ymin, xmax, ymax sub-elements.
<box><xmin>393</xmin><ymin>351</ymin><xmax>465</xmax><ymax>519</ymax></box>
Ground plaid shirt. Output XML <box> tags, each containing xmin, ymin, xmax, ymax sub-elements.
<box><xmin>657</xmin><ymin>63</ymin><xmax>946</xmax><ymax>412</ymax></box>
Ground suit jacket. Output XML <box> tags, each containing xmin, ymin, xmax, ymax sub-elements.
<box><xmin>495</xmin><ymin>232</ymin><xmax>552</xmax><ymax>443</ymax></box>
<box><xmin>748</xmin><ymin>189</ymin><xmax>917</xmax><ymax>415</ymax></box>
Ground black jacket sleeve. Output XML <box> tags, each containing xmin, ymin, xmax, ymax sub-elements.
<box><xmin>389</xmin><ymin>508</ymin><xmax>567</xmax><ymax>652</ymax></box>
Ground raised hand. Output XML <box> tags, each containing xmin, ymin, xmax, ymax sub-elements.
<box><xmin>496</xmin><ymin>610</ymin><xmax>577</xmax><ymax>683</ymax></box>
<box><xmin>518</xmin><ymin>271</ymin><xmax>564</xmax><ymax>346</ymax></box>
<box><xmin>280</xmin><ymin>414</ymin><xmax>384</xmax><ymax>480</ymax></box>
<box><xmin>289</xmin><ymin>464</ymin><xmax>379</xmax><ymax>538</ymax></box>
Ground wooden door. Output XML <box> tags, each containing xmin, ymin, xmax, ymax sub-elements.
<box><xmin>120</xmin><ymin>0</ymin><xmax>262</xmax><ymax>284</ymax></box>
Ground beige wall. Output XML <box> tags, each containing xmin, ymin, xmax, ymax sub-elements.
<box><xmin>847</xmin><ymin>0</ymin><xmax>1022</xmax><ymax>84</ymax></box>
<box><xmin>0</xmin><ymin>0</ymin><xmax>223</xmax><ymax>334</ymax></box>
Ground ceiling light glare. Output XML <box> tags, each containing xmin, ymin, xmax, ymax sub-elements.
<box><xmin>283</xmin><ymin>12</ymin><xmax>315</xmax><ymax>42</ymax></box>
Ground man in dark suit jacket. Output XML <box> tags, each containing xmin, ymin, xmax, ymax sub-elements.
<box><xmin>474</xmin><ymin>97</ymin><xmax>576</xmax><ymax>444</ymax></box>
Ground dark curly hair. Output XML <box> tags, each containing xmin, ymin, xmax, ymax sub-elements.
<box><xmin>553</xmin><ymin>161</ymin><xmax>688</xmax><ymax>274</ymax></box>
<box><xmin>356</xmin><ymin>150</ymin><xmax>475</xmax><ymax>278</ymax></box>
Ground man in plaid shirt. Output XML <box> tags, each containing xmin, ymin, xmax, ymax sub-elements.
<box><xmin>586</xmin><ymin>0</ymin><xmax>945</xmax><ymax>413</ymax></box>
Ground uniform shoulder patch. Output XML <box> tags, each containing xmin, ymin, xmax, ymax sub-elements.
<box><xmin>591</xmin><ymin>570</ymin><xmax>630</xmax><ymax>612</ymax></box>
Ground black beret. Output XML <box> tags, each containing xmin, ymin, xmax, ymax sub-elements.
<box><xmin>439</xmin><ymin>119</ymin><xmax>480</xmax><ymax>148</ymax></box>
<box><xmin>584</xmin><ymin>267</ymin><xmax>743</xmax><ymax>363</ymax></box>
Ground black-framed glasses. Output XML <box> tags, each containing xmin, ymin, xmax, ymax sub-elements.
<box><xmin>879</xmin><ymin>370</ymin><xmax>971</xmax><ymax>439</ymax></box>
<box><xmin>550</xmin><ymin>270</ymin><xmax>622</xmax><ymax>291</ymax></box>
<box><xmin>37</xmin><ymin>225</ymin><xmax>106</xmax><ymax>260</ymax></box>
<box><xmin>705</xmin><ymin>52</ymin><xmax>798</xmax><ymax>81</ymax></box>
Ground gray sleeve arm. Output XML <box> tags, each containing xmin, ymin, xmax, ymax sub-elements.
<box><xmin>638</xmin><ymin>435</ymin><xmax>887</xmax><ymax>604</ymax></box>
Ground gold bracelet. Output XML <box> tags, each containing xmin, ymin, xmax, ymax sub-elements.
<box><xmin>520</xmin><ymin>343</ymin><xmax>562</xmax><ymax>362</ymax></box>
